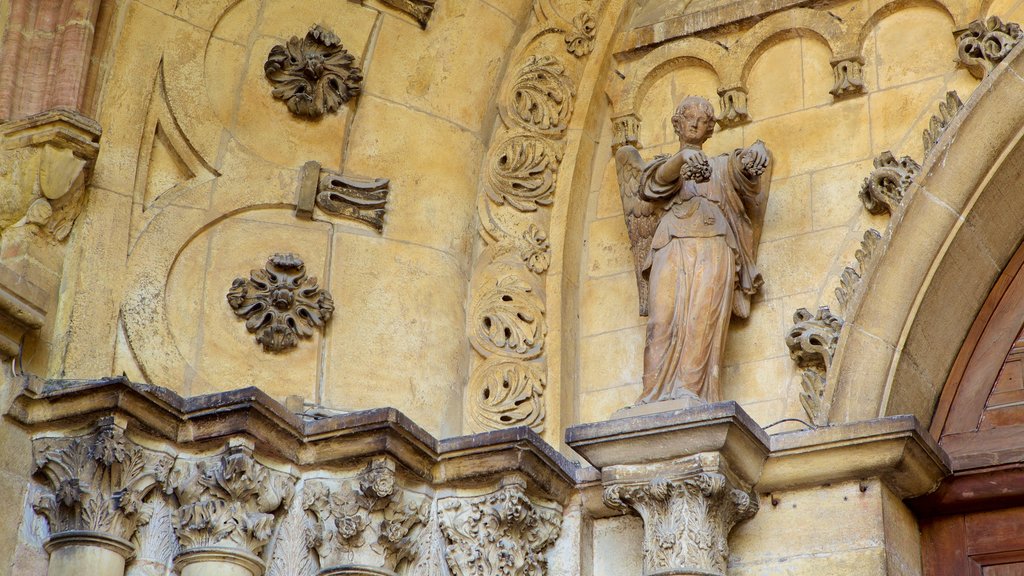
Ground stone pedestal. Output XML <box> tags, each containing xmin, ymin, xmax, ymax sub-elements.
<box><xmin>176</xmin><ymin>547</ymin><xmax>266</xmax><ymax>576</ymax></box>
<box><xmin>567</xmin><ymin>402</ymin><xmax>770</xmax><ymax>576</ymax></box>
<box><xmin>44</xmin><ymin>531</ymin><xmax>134</xmax><ymax>576</ymax></box>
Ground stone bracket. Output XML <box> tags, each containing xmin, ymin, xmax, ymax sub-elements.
<box><xmin>295</xmin><ymin>160</ymin><xmax>390</xmax><ymax>232</ymax></box>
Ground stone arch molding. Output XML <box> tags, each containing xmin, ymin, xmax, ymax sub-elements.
<box><xmin>827</xmin><ymin>40</ymin><xmax>1024</xmax><ymax>427</ymax></box>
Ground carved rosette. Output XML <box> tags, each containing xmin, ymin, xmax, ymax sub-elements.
<box><xmin>957</xmin><ymin>16</ymin><xmax>1023</xmax><ymax>79</ymax></box>
<box><xmin>169</xmin><ymin>441</ymin><xmax>295</xmax><ymax>563</ymax></box>
<box><xmin>520</xmin><ymin>224</ymin><xmax>551</xmax><ymax>274</ymax></box>
<box><xmin>716</xmin><ymin>87</ymin><xmax>750</xmax><ymax>127</ymax></box>
<box><xmin>486</xmin><ymin>136</ymin><xmax>563</xmax><ymax>212</ymax></box>
<box><xmin>264</xmin><ymin>25</ymin><xmax>363</xmax><ymax>118</ymax></box>
<box><xmin>505</xmin><ymin>56</ymin><xmax>576</xmax><ymax>136</ymax></box>
<box><xmin>302</xmin><ymin>459</ymin><xmax>429</xmax><ymax>571</ymax></box>
<box><xmin>829</xmin><ymin>57</ymin><xmax>866</xmax><ymax>98</ymax></box>
<box><xmin>859</xmin><ymin>151</ymin><xmax>920</xmax><ymax>215</ymax></box>
<box><xmin>565</xmin><ymin>12</ymin><xmax>597</xmax><ymax>57</ymax></box>
<box><xmin>438</xmin><ymin>476</ymin><xmax>562</xmax><ymax>576</ymax></box>
<box><xmin>604</xmin><ymin>474</ymin><xmax>757</xmax><ymax>576</ymax></box>
<box><xmin>468</xmin><ymin>358</ymin><xmax>548</xmax><ymax>433</ymax></box>
<box><xmin>31</xmin><ymin>423</ymin><xmax>173</xmax><ymax>549</ymax></box>
<box><xmin>227</xmin><ymin>253</ymin><xmax>334</xmax><ymax>352</ymax></box>
<box><xmin>923</xmin><ymin>91</ymin><xmax>963</xmax><ymax>155</ymax></box>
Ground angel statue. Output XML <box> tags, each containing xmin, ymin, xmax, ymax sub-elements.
<box><xmin>616</xmin><ymin>95</ymin><xmax>772</xmax><ymax>408</ymax></box>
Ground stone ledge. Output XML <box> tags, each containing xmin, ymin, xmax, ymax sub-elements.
<box><xmin>759</xmin><ymin>415</ymin><xmax>951</xmax><ymax>498</ymax></box>
<box><xmin>6</xmin><ymin>376</ymin><xmax>586</xmax><ymax>501</ymax></box>
<box><xmin>0</xmin><ymin>263</ymin><xmax>47</xmax><ymax>358</ymax></box>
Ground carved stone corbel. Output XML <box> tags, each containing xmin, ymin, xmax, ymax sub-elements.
<box><xmin>858</xmin><ymin>151</ymin><xmax>920</xmax><ymax>215</ymax></box>
<box><xmin>611</xmin><ymin>113</ymin><xmax>641</xmax><ymax>151</ymax></box>
<box><xmin>716</xmin><ymin>86</ymin><xmax>750</xmax><ymax>127</ymax></box>
<box><xmin>923</xmin><ymin>91</ymin><xmax>963</xmax><ymax>155</ymax></box>
<box><xmin>786</xmin><ymin>306</ymin><xmax>844</xmax><ymax>426</ymax></box>
<box><xmin>438</xmin><ymin>475</ymin><xmax>562</xmax><ymax>576</ymax></box>
<box><xmin>957</xmin><ymin>16</ymin><xmax>1023</xmax><ymax>79</ymax></box>
<box><xmin>829</xmin><ymin>56</ymin><xmax>866</xmax><ymax>98</ymax></box>
<box><xmin>295</xmin><ymin>160</ymin><xmax>389</xmax><ymax>232</ymax></box>
<box><xmin>32</xmin><ymin>418</ymin><xmax>173</xmax><ymax>576</ymax></box>
<box><xmin>169</xmin><ymin>439</ymin><xmax>295</xmax><ymax>576</ymax></box>
<box><xmin>603</xmin><ymin>455</ymin><xmax>758</xmax><ymax>576</ymax></box>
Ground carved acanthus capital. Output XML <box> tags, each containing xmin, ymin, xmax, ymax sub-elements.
<box><xmin>957</xmin><ymin>16</ymin><xmax>1023</xmax><ymax>79</ymax></box>
<box><xmin>716</xmin><ymin>87</ymin><xmax>750</xmax><ymax>127</ymax></box>
<box><xmin>227</xmin><ymin>253</ymin><xmax>335</xmax><ymax>352</ymax></box>
<box><xmin>923</xmin><ymin>91</ymin><xmax>963</xmax><ymax>155</ymax></box>
<box><xmin>169</xmin><ymin>441</ymin><xmax>295</xmax><ymax>558</ymax></box>
<box><xmin>31</xmin><ymin>421</ymin><xmax>173</xmax><ymax>546</ymax></box>
<box><xmin>438</xmin><ymin>475</ymin><xmax>562</xmax><ymax>576</ymax></box>
<box><xmin>829</xmin><ymin>56</ymin><xmax>866</xmax><ymax>98</ymax></box>
<box><xmin>603</xmin><ymin>467</ymin><xmax>757</xmax><ymax>576</ymax></box>
<box><xmin>859</xmin><ymin>151</ymin><xmax>920</xmax><ymax>215</ymax></box>
<box><xmin>264</xmin><ymin>25</ymin><xmax>363</xmax><ymax>118</ymax></box>
<box><xmin>302</xmin><ymin>459</ymin><xmax>429</xmax><ymax>571</ymax></box>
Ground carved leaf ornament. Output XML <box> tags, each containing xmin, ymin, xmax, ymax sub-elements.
<box><xmin>470</xmin><ymin>276</ymin><xmax>547</xmax><ymax>358</ymax></box>
<box><xmin>958</xmin><ymin>16</ymin><xmax>1024</xmax><ymax>79</ymax></box>
<box><xmin>265</xmin><ymin>25</ymin><xmax>363</xmax><ymax>118</ymax></box>
<box><xmin>565</xmin><ymin>12</ymin><xmax>597</xmax><ymax>57</ymax></box>
<box><xmin>486</xmin><ymin>136</ymin><xmax>561</xmax><ymax>212</ymax></box>
<box><xmin>469</xmin><ymin>359</ymin><xmax>548</xmax><ymax>433</ymax></box>
<box><xmin>859</xmin><ymin>151</ymin><xmax>920</xmax><ymax>215</ymax></box>
<box><xmin>507</xmin><ymin>56</ymin><xmax>576</xmax><ymax>136</ymax></box>
<box><xmin>227</xmin><ymin>254</ymin><xmax>335</xmax><ymax>353</ymax></box>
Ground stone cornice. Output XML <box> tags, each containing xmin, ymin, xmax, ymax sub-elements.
<box><xmin>7</xmin><ymin>377</ymin><xmax>586</xmax><ymax>501</ymax></box>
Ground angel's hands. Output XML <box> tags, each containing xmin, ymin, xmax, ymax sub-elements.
<box><xmin>681</xmin><ymin>149</ymin><xmax>711</xmax><ymax>183</ymax></box>
<box><xmin>741</xmin><ymin>146</ymin><xmax>769</xmax><ymax>177</ymax></box>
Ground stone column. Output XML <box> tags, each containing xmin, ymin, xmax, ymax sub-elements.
<box><xmin>169</xmin><ymin>438</ymin><xmax>295</xmax><ymax>576</ymax></box>
<box><xmin>31</xmin><ymin>417</ymin><xmax>173</xmax><ymax>576</ymax></box>
<box><xmin>566</xmin><ymin>402</ymin><xmax>770</xmax><ymax>576</ymax></box>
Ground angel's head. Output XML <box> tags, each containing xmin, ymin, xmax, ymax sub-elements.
<box><xmin>671</xmin><ymin>96</ymin><xmax>715</xmax><ymax>147</ymax></box>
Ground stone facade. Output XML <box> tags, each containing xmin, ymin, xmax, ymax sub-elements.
<box><xmin>3</xmin><ymin>0</ymin><xmax>1024</xmax><ymax>574</ymax></box>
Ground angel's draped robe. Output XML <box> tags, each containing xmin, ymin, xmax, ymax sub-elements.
<box><xmin>638</xmin><ymin>150</ymin><xmax>763</xmax><ymax>404</ymax></box>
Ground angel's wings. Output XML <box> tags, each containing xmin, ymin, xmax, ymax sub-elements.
<box><xmin>615</xmin><ymin>145</ymin><xmax>661</xmax><ymax>316</ymax></box>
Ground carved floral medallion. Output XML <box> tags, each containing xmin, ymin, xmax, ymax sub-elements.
<box><xmin>227</xmin><ymin>253</ymin><xmax>335</xmax><ymax>352</ymax></box>
<box><xmin>265</xmin><ymin>25</ymin><xmax>363</xmax><ymax>119</ymax></box>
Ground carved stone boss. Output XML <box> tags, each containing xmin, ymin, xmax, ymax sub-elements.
<box><xmin>265</xmin><ymin>25</ymin><xmax>364</xmax><ymax>119</ymax></box>
<box><xmin>603</xmin><ymin>456</ymin><xmax>757</xmax><ymax>576</ymax></box>
<box><xmin>227</xmin><ymin>253</ymin><xmax>335</xmax><ymax>353</ymax></box>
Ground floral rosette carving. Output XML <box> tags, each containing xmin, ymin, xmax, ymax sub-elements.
<box><xmin>486</xmin><ymin>136</ymin><xmax>562</xmax><ymax>213</ymax></box>
<box><xmin>470</xmin><ymin>275</ymin><xmax>547</xmax><ymax>358</ymax></box>
<box><xmin>565</xmin><ymin>12</ymin><xmax>597</xmax><ymax>57</ymax></box>
<box><xmin>303</xmin><ymin>460</ymin><xmax>429</xmax><ymax>571</ymax></box>
<box><xmin>468</xmin><ymin>358</ymin><xmax>547</xmax><ymax>433</ymax></box>
<box><xmin>520</xmin><ymin>224</ymin><xmax>551</xmax><ymax>274</ymax></box>
<box><xmin>227</xmin><ymin>253</ymin><xmax>334</xmax><ymax>352</ymax></box>
<box><xmin>504</xmin><ymin>56</ymin><xmax>576</xmax><ymax>136</ymax></box>
<box><xmin>169</xmin><ymin>443</ymin><xmax>295</xmax><ymax>557</ymax></box>
<box><xmin>438</xmin><ymin>476</ymin><xmax>561</xmax><ymax>576</ymax></box>
<box><xmin>32</xmin><ymin>424</ymin><xmax>173</xmax><ymax>544</ymax></box>
<box><xmin>264</xmin><ymin>25</ymin><xmax>363</xmax><ymax>118</ymax></box>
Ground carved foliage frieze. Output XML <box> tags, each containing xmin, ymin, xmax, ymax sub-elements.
<box><xmin>169</xmin><ymin>442</ymin><xmax>295</xmax><ymax>557</ymax></box>
<box><xmin>32</xmin><ymin>423</ymin><xmax>172</xmax><ymax>543</ymax></box>
<box><xmin>859</xmin><ymin>151</ymin><xmax>920</xmax><ymax>215</ymax></box>
<box><xmin>265</xmin><ymin>25</ymin><xmax>363</xmax><ymax>119</ymax></box>
<box><xmin>438</xmin><ymin>476</ymin><xmax>562</xmax><ymax>576</ymax></box>
<box><xmin>227</xmin><ymin>253</ymin><xmax>335</xmax><ymax>353</ymax></box>
<box><xmin>303</xmin><ymin>459</ymin><xmax>429</xmax><ymax>571</ymax></box>
<box><xmin>505</xmin><ymin>56</ymin><xmax>576</xmax><ymax>137</ymax></box>
<box><xmin>957</xmin><ymin>16</ymin><xmax>1023</xmax><ymax>79</ymax></box>
<box><xmin>829</xmin><ymin>57</ymin><xmax>867</xmax><ymax>98</ymax></box>
<box><xmin>923</xmin><ymin>91</ymin><xmax>963</xmax><ymax>155</ymax></box>
<box><xmin>604</xmin><ymin>473</ymin><xmax>757</xmax><ymax>575</ymax></box>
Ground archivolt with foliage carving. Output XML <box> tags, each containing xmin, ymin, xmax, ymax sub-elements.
<box><xmin>503</xmin><ymin>56</ymin><xmax>576</xmax><ymax>136</ymax></box>
<box><xmin>468</xmin><ymin>358</ymin><xmax>548</xmax><ymax>433</ymax></box>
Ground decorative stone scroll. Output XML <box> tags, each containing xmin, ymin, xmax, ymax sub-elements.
<box><xmin>603</xmin><ymin>462</ymin><xmax>757</xmax><ymax>576</ymax></box>
<box><xmin>565</xmin><ymin>12</ymin><xmax>597</xmax><ymax>57</ymax></box>
<box><xmin>438</xmin><ymin>475</ymin><xmax>562</xmax><ymax>576</ymax></box>
<box><xmin>787</xmin><ymin>306</ymin><xmax>844</xmax><ymax>426</ymax></box>
<box><xmin>32</xmin><ymin>420</ymin><xmax>173</xmax><ymax>546</ymax></box>
<box><xmin>716</xmin><ymin>86</ymin><xmax>750</xmax><ymax>127</ymax></box>
<box><xmin>378</xmin><ymin>0</ymin><xmax>436</xmax><ymax>29</ymax></box>
<box><xmin>265</xmin><ymin>25</ymin><xmax>363</xmax><ymax>119</ymax></box>
<box><xmin>859</xmin><ymin>151</ymin><xmax>920</xmax><ymax>215</ymax></box>
<box><xmin>923</xmin><ymin>91</ymin><xmax>963</xmax><ymax>155</ymax></box>
<box><xmin>303</xmin><ymin>459</ymin><xmax>429</xmax><ymax>571</ymax></box>
<box><xmin>957</xmin><ymin>16</ymin><xmax>1023</xmax><ymax>79</ymax></box>
<box><xmin>169</xmin><ymin>440</ymin><xmax>295</xmax><ymax>567</ymax></box>
<box><xmin>227</xmin><ymin>253</ymin><xmax>335</xmax><ymax>353</ymax></box>
<box><xmin>829</xmin><ymin>56</ymin><xmax>866</xmax><ymax>98</ymax></box>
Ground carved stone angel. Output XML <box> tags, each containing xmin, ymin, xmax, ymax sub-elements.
<box><xmin>616</xmin><ymin>96</ymin><xmax>772</xmax><ymax>407</ymax></box>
